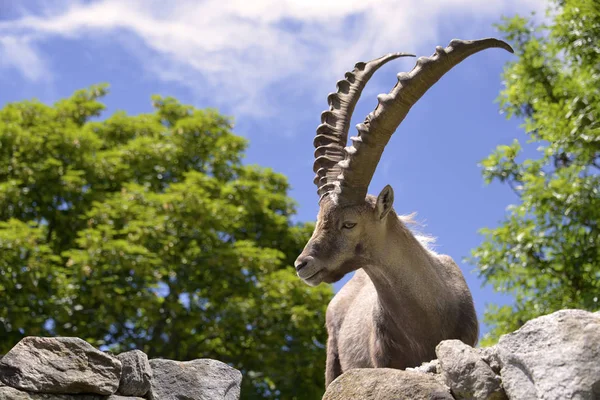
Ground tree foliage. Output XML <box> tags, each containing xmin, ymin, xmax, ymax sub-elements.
<box><xmin>472</xmin><ymin>0</ymin><xmax>600</xmax><ymax>345</ymax></box>
<box><xmin>0</xmin><ymin>85</ymin><xmax>332</xmax><ymax>399</ymax></box>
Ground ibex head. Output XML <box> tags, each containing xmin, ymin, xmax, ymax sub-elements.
<box><xmin>295</xmin><ymin>38</ymin><xmax>513</xmax><ymax>286</ymax></box>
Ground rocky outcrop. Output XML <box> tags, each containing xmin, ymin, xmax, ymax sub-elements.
<box><xmin>324</xmin><ymin>309</ymin><xmax>600</xmax><ymax>400</ymax></box>
<box><xmin>1</xmin><ymin>309</ymin><xmax>598</xmax><ymax>400</ymax></box>
<box><xmin>0</xmin><ymin>337</ymin><xmax>241</xmax><ymax>400</ymax></box>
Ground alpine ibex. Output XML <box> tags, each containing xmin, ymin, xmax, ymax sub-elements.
<box><xmin>294</xmin><ymin>38</ymin><xmax>513</xmax><ymax>387</ymax></box>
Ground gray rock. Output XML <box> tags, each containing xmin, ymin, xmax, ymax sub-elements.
<box><xmin>405</xmin><ymin>359</ymin><xmax>448</xmax><ymax>388</ymax></box>
<box><xmin>322</xmin><ymin>368</ymin><xmax>453</xmax><ymax>400</ymax></box>
<box><xmin>0</xmin><ymin>337</ymin><xmax>121</xmax><ymax>395</ymax></box>
<box><xmin>436</xmin><ymin>340</ymin><xmax>506</xmax><ymax>400</ymax></box>
<box><xmin>116</xmin><ymin>351</ymin><xmax>151</xmax><ymax>396</ymax></box>
<box><xmin>406</xmin><ymin>359</ymin><xmax>440</xmax><ymax>374</ymax></box>
<box><xmin>497</xmin><ymin>309</ymin><xmax>600</xmax><ymax>400</ymax></box>
<box><xmin>148</xmin><ymin>358</ymin><xmax>241</xmax><ymax>400</ymax></box>
<box><xmin>479</xmin><ymin>345</ymin><xmax>502</xmax><ymax>375</ymax></box>
<box><xmin>107</xmin><ymin>397</ymin><xmax>144</xmax><ymax>400</ymax></box>
<box><xmin>0</xmin><ymin>386</ymin><xmax>143</xmax><ymax>399</ymax></box>
<box><xmin>106</xmin><ymin>397</ymin><xmax>144</xmax><ymax>400</ymax></box>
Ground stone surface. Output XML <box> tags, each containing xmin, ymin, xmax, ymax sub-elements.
<box><xmin>106</xmin><ymin>397</ymin><xmax>144</xmax><ymax>400</ymax></box>
<box><xmin>497</xmin><ymin>309</ymin><xmax>600</xmax><ymax>400</ymax></box>
<box><xmin>0</xmin><ymin>337</ymin><xmax>121</xmax><ymax>395</ymax></box>
<box><xmin>405</xmin><ymin>359</ymin><xmax>448</xmax><ymax>388</ymax></box>
<box><xmin>148</xmin><ymin>358</ymin><xmax>241</xmax><ymax>400</ymax></box>
<box><xmin>436</xmin><ymin>340</ymin><xmax>506</xmax><ymax>400</ymax></box>
<box><xmin>322</xmin><ymin>368</ymin><xmax>453</xmax><ymax>400</ymax></box>
<box><xmin>0</xmin><ymin>386</ymin><xmax>143</xmax><ymax>400</ymax></box>
<box><xmin>406</xmin><ymin>359</ymin><xmax>440</xmax><ymax>374</ymax></box>
<box><xmin>116</xmin><ymin>351</ymin><xmax>151</xmax><ymax>396</ymax></box>
<box><xmin>479</xmin><ymin>346</ymin><xmax>502</xmax><ymax>375</ymax></box>
<box><xmin>1</xmin><ymin>310</ymin><xmax>598</xmax><ymax>399</ymax></box>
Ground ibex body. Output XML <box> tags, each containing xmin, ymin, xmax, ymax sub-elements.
<box><xmin>294</xmin><ymin>38</ymin><xmax>513</xmax><ymax>387</ymax></box>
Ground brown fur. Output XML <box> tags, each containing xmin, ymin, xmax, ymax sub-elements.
<box><xmin>294</xmin><ymin>187</ymin><xmax>478</xmax><ymax>387</ymax></box>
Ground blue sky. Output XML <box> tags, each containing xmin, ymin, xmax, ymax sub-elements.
<box><xmin>0</xmin><ymin>0</ymin><xmax>546</xmax><ymax>336</ymax></box>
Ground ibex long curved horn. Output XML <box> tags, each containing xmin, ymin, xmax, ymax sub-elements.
<box><xmin>313</xmin><ymin>52</ymin><xmax>416</xmax><ymax>199</ymax></box>
<box><xmin>314</xmin><ymin>38</ymin><xmax>514</xmax><ymax>204</ymax></box>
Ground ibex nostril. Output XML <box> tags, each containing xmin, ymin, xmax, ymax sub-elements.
<box><xmin>295</xmin><ymin>260</ymin><xmax>308</xmax><ymax>272</ymax></box>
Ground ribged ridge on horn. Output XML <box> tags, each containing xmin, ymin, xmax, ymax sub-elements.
<box><xmin>335</xmin><ymin>38</ymin><xmax>514</xmax><ymax>204</ymax></box>
<box><xmin>313</xmin><ymin>52</ymin><xmax>415</xmax><ymax>199</ymax></box>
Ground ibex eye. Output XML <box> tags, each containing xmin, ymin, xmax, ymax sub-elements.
<box><xmin>342</xmin><ymin>222</ymin><xmax>357</xmax><ymax>229</ymax></box>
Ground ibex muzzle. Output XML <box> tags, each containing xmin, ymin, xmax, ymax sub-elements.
<box><xmin>295</xmin><ymin>186</ymin><xmax>395</xmax><ymax>286</ymax></box>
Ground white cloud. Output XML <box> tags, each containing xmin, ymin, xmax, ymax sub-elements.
<box><xmin>0</xmin><ymin>36</ymin><xmax>50</xmax><ymax>82</ymax></box>
<box><xmin>0</xmin><ymin>0</ymin><xmax>546</xmax><ymax>115</ymax></box>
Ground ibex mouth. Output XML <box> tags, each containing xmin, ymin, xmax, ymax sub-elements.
<box><xmin>301</xmin><ymin>270</ymin><xmax>323</xmax><ymax>287</ymax></box>
<box><xmin>297</xmin><ymin>267</ymin><xmax>322</xmax><ymax>282</ymax></box>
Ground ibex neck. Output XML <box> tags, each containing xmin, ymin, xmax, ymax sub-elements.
<box><xmin>362</xmin><ymin>222</ymin><xmax>443</xmax><ymax>336</ymax></box>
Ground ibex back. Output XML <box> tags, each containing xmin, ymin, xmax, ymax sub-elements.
<box><xmin>294</xmin><ymin>38</ymin><xmax>513</xmax><ymax>387</ymax></box>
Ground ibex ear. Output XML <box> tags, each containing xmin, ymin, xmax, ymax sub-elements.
<box><xmin>376</xmin><ymin>185</ymin><xmax>394</xmax><ymax>220</ymax></box>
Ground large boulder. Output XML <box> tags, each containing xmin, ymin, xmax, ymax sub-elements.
<box><xmin>0</xmin><ymin>337</ymin><xmax>121</xmax><ymax>395</ymax></box>
<box><xmin>436</xmin><ymin>340</ymin><xmax>506</xmax><ymax>400</ymax></box>
<box><xmin>148</xmin><ymin>358</ymin><xmax>241</xmax><ymax>400</ymax></box>
<box><xmin>496</xmin><ymin>309</ymin><xmax>600</xmax><ymax>400</ymax></box>
<box><xmin>322</xmin><ymin>368</ymin><xmax>453</xmax><ymax>400</ymax></box>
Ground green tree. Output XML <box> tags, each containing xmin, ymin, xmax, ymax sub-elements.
<box><xmin>471</xmin><ymin>0</ymin><xmax>600</xmax><ymax>345</ymax></box>
<box><xmin>0</xmin><ymin>85</ymin><xmax>332</xmax><ymax>399</ymax></box>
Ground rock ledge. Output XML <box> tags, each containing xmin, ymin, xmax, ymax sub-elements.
<box><xmin>0</xmin><ymin>337</ymin><xmax>241</xmax><ymax>400</ymax></box>
<box><xmin>324</xmin><ymin>309</ymin><xmax>600</xmax><ymax>400</ymax></box>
